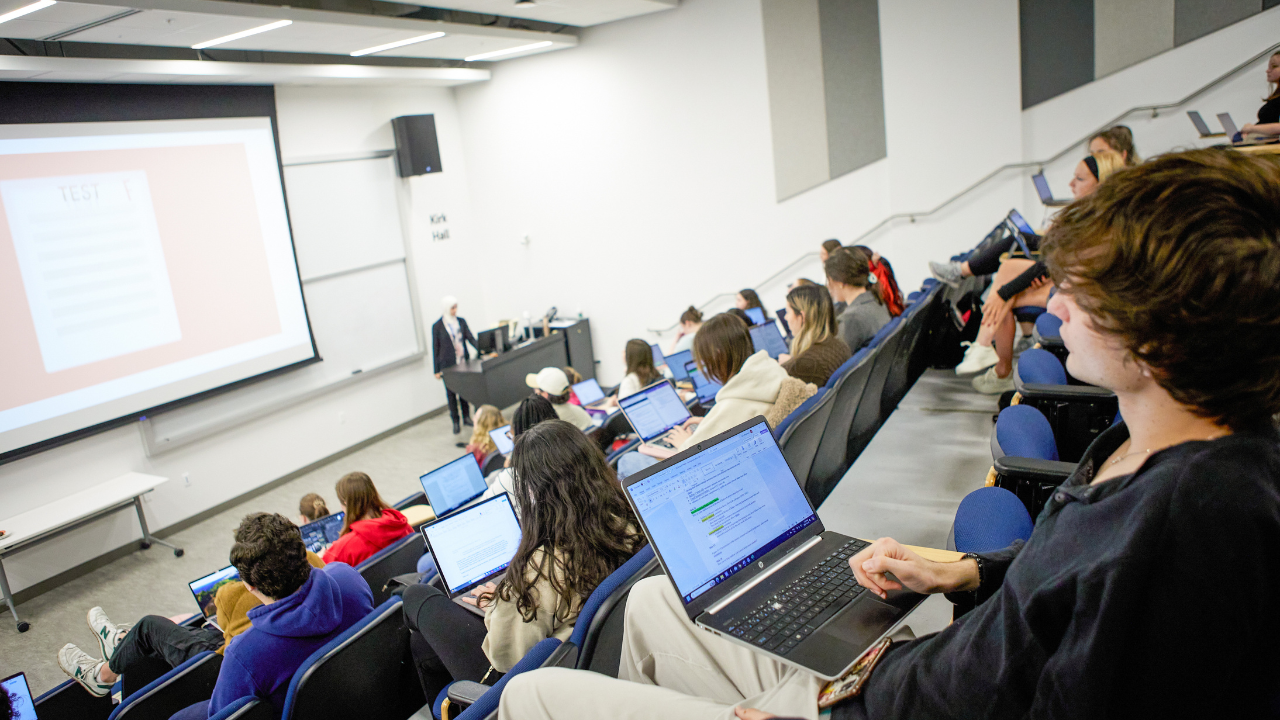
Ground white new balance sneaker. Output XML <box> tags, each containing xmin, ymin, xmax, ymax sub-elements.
<box><xmin>58</xmin><ymin>644</ymin><xmax>111</xmax><ymax>698</ymax></box>
<box><xmin>87</xmin><ymin>607</ymin><xmax>128</xmax><ymax>663</ymax></box>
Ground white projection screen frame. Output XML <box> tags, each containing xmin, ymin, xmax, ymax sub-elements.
<box><xmin>0</xmin><ymin>115</ymin><xmax>318</xmax><ymax>463</ymax></box>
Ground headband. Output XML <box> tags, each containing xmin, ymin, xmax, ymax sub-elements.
<box><xmin>1083</xmin><ymin>155</ymin><xmax>1099</xmax><ymax>181</ymax></box>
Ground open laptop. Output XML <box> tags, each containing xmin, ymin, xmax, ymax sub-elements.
<box><xmin>300</xmin><ymin>512</ymin><xmax>345</xmax><ymax>555</ymax></box>
<box><xmin>749</xmin><ymin>322</ymin><xmax>790</xmax><ymax>360</ymax></box>
<box><xmin>618</xmin><ymin>380</ymin><xmax>692</xmax><ymax>450</ymax></box>
<box><xmin>1187</xmin><ymin>110</ymin><xmax>1222</xmax><ymax>138</ymax></box>
<box><xmin>572</xmin><ymin>378</ymin><xmax>608</xmax><ymax>408</ymax></box>
<box><xmin>1</xmin><ymin>672</ymin><xmax>37</xmax><ymax>720</ymax></box>
<box><xmin>744</xmin><ymin>307</ymin><xmax>765</xmax><ymax>325</ymax></box>
<box><xmin>1030</xmin><ymin>171</ymin><xmax>1070</xmax><ymax>207</ymax></box>
<box><xmin>188</xmin><ymin>565</ymin><xmax>241</xmax><ymax>631</ymax></box>
<box><xmin>420</xmin><ymin>454</ymin><xmax>489</xmax><ymax>518</ymax></box>
<box><xmin>664</xmin><ymin>349</ymin><xmax>694</xmax><ymax>382</ymax></box>
<box><xmin>684</xmin><ymin>361</ymin><xmax>724</xmax><ymax>407</ymax></box>
<box><xmin>489</xmin><ymin>424</ymin><xmax>514</xmax><ymax>455</ymax></box>
<box><xmin>1218</xmin><ymin>113</ymin><xmax>1278</xmax><ymax>145</ymax></box>
<box><xmin>1006</xmin><ymin>209</ymin><xmax>1038</xmax><ymax>257</ymax></box>
<box><xmin>622</xmin><ymin>417</ymin><xmax>924</xmax><ymax>680</ymax></box>
<box><xmin>420</xmin><ymin>493</ymin><xmax>522</xmax><ymax>617</ymax></box>
<box><xmin>650</xmin><ymin>343</ymin><xmax>665</xmax><ymax>369</ymax></box>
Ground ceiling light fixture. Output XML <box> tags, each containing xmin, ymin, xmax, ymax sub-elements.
<box><xmin>0</xmin><ymin>0</ymin><xmax>56</xmax><ymax>26</ymax></box>
<box><xmin>350</xmin><ymin>31</ymin><xmax>445</xmax><ymax>57</ymax></box>
<box><xmin>464</xmin><ymin>40</ymin><xmax>552</xmax><ymax>62</ymax></box>
<box><xmin>192</xmin><ymin>19</ymin><xmax>292</xmax><ymax>50</ymax></box>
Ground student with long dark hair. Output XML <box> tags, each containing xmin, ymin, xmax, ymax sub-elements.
<box><xmin>735</xmin><ymin>289</ymin><xmax>767</xmax><ymax>321</ymax></box>
<box><xmin>322</xmin><ymin>472</ymin><xmax>413</xmax><ymax>566</ymax></box>
<box><xmin>402</xmin><ymin>420</ymin><xmax>645</xmax><ymax>700</ymax></box>
<box><xmin>825</xmin><ymin>248</ymin><xmax>890</xmax><ymax>353</ymax></box>
<box><xmin>779</xmin><ymin>284</ymin><xmax>850</xmax><ymax>387</ymax></box>
<box><xmin>617</xmin><ymin>339</ymin><xmax>664</xmax><ymax>399</ymax></box>
<box><xmin>478</xmin><ymin>394</ymin><xmax>559</xmax><ymax>514</ymax></box>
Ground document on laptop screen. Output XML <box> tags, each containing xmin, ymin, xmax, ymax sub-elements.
<box><xmin>421</xmin><ymin>456</ymin><xmax>486</xmax><ymax>515</ymax></box>
<box><xmin>664</xmin><ymin>350</ymin><xmax>693</xmax><ymax>381</ymax></box>
<box><xmin>620</xmin><ymin>384</ymin><xmax>690</xmax><ymax>440</ymax></box>
<box><xmin>629</xmin><ymin>423</ymin><xmax>816</xmax><ymax>602</ymax></box>
<box><xmin>426</xmin><ymin>495</ymin><xmax>522</xmax><ymax>594</ymax></box>
<box><xmin>749</xmin><ymin>323</ymin><xmax>790</xmax><ymax>360</ymax></box>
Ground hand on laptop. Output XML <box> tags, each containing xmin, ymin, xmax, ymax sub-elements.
<box><xmin>850</xmin><ymin>538</ymin><xmax>980</xmax><ymax>598</ymax></box>
<box><xmin>460</xmin><ymin>581</ymin><xmax>498</xmax><ymax>609</ymax></box>
<box><xmin>665</xmin><ymin>418</ymin><xmax>702</xmax><ymax>447</ymax></box>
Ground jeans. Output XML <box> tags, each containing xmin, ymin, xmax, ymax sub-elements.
<box><xmin>616</xmin><ymin>451</ymin><xmax>660</xmax><ymax>479</ymax></box>
<box><xmin>402</xmin><ymin>583</ymin><xmax>494</xmax><ymax>701</ymax></box>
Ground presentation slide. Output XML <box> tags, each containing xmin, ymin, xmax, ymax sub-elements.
<box><xmin>426</xmin><ymin>495</ymin><xmax>522</xmax><ymax>594</ymax></box>
<box><xmin>420</xmin><ymin>456</ymin><xmax>487</xmax><ymax>515</ymax></box>
<box><xmin>0</xmin><ymin>116</ymin><xmax>314</xmax><ymax>461</ymax></box>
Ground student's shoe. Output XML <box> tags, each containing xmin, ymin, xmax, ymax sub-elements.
<box><xmin>462</xmin><ymin>416</ymin><xmax>474</xmax><ymax>427</ymax></box>
<box><xmin>87</xmin><ymin>607</ymin><xmax>128</xmax><ymax>663</ymax></box>
<box><xmin>929</xmin><ymin>260</ymin><xmax>964</xmax><ymax>287</ymax></box>
<box><xmin>954</xmin><ymin>343</ymin><xmax>999</xmax><ymax>375</ymax></box>
<box><xmin>1013</xmin><ymin>335</ymin><xmax>1035</xmax><ymax>357</ymax></box>
<box><xmin>452</xmin><ymin>419</ymin><xmax>461</xmax><ymax>435</ymax></box>
<box><xmin>58</xmin><ymin>644</ymin><xmax>111</xmax><ymax>698</ymax></box>
<box><xmin>972</xmin><ymin>366</ymin><xmax>1015</xmax><ymax>394</ymax></box>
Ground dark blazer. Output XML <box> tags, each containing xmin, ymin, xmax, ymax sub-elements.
<box><xmin>432</xmin><ymin>317</ymin><xmax>477</xmax><ymax>373</ymax></box>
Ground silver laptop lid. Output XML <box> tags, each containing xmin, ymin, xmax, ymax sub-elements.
<box><xmin>1218</xmin><ymin>112</ymin><xmax>1239</xmax><ymax>137</ymax></box>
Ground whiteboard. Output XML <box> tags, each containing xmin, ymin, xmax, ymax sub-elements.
<box><xmin>141</xmin><ymin>154</ymin><xmax>422</xmax><ymax>453</ymax></box>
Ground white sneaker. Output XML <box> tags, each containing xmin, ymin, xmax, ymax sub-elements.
<box><xmin>954</xmin><ymin>343</ymin><xmax>999</xmax><ymax>375</ymax></box>
<box><xmin>58</xmin><ymin>644</ymin><xmax>111</xmax><ymax>698</ymax></box>
<box><xmin>929</xmin><ymin>260</ymin><xmax>964</xmax><ymax>287</ymax></box>
<box><xmin>87</xmin><ymin>607</ymin><xmax>128</xmax><ymax>663</ymax></box>
<box><xmin>971</xmin><ymin>366</ymin><xmax>1015</xmax><ymax>394</ymax></box>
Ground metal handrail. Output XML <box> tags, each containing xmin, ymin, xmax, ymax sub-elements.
<box><xmin>648</xmin><ymin>41</ymin><xmax>1280</xmax><ymax>334</ymax></box>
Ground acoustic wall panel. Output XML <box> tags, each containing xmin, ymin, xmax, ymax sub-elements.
<box><xmin>1095</xmin><ymin>0</ymin><xmax>1175</xmax><ymax>77</ymax></box>
<box><xmin>1174</xmin><ymin>0</ymin><xmax>1262</xmax><ymax>46</ymax></box>
<box><xmin>819</xmin><ymin>0</ymin><xmax>886</xmax><ymax>180</ymax></box>
<box><xmin>1020</xmin><ymin>0</ymin><xmax>1095</xmax><ymax>109</ymax></box>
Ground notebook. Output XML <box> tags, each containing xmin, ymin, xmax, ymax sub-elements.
<box><xmin>420</xmin><ymin>493</ymin><xmax>522</xmax><ymax>617</ymax></box>
<box><xmin>188</xmin><ymin>565</ymin><xmax>241</xmax><ymax>631</ymax></box>
<box><xmin>1</xmin><ymin>672</ymin><xmax>36</xmax><ymax>720</ymax></box>
<box><xmin>618</xmin><ymin>380</ymin><xmax>692</xmax><ymax>449</ymax></box>
<box><xmin>420</xmin><ymin>454</ymin><xmax>489</xmax><ymax>518</ymax></box>
<box><xmin>749</xmin><ymin>322</ymin><xmax>790</xmax><ymax>360</ymax></box>
<box><xmin>489</xmin><ymin>424</ymin><xmax>514</xmax><ymax>455</ymax></box>
<box><xmin>300</xmin><ymin>512</ymin><xmax>346</xmax><ymax>555</ymax></box>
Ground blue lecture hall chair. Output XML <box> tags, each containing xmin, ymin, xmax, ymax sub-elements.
<box><xmin>1013</xmin><ymin>348</ymin><xmax>1118</xmax><ymax>463</ymax></box>
<box><xmin>952</xmin><ymin>487</ymin><xmax>1034</xmax><ymax>554</ymax></box>
<box><xmin>991</xmin><ymin>404</ymin><xmax>1058</xmax><ymax>462</ymax></box>
<box><xmin>107</xmin><ymin>651</ymin><xmax>223</xmax><ymax>720</ymax></box>
<box><xmin>774</xmin><ymin>388</ymin><xmax>834</xmax><ymax>504</ymax></box>
<box><xmin>207</xmin><ymin>696</ymin><xmax>274</xmax><ymax>720</ymax></box>
<box><xmin>805</xmin><ymin>349</ymin><xmax>875</xmax><ymax>506</ymax></box>
<box><xmin>356</xmin><ymin>531</ymin><xmax>427</xmax><ymax>606</ymax></box>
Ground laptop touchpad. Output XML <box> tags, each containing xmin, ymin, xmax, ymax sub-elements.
<box><xmin>818</xmin><ymin>597</ymin><xmax>902</xmax><ymax>647</ymax></box>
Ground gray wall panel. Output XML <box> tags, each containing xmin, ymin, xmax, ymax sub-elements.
<box><xmin>1021</xmin><ymin>0</ymin><xmax>1095</xmax><ymax>108</ymax></box>
<box><xmin>1174</xmin><ymin>0</ymin><xmax>1261</xmax><ymax>46</ymax></box>
<box><xmin>762</xmin><ymin>0</ymin><xmax>832</xmax><ymax>200</ymax></box>
<box><xmin>1095</xmin><ymin>0</ymin><xmax>1175</xmax><ymax>76</ymax></box>
<box><xmin>818</xmin><ymin>0</ymin><xmax>887</xmax><ymax>180</ymax></box>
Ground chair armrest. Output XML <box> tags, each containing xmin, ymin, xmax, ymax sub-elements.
<box><xmin>543</xmin><ymin>641</ymin><xmax>579</xmax><ymax>669</ymax></box>
<box><xmin>1015</xmin><ymin>382</ymin><xmax>1115</xmax><ymax>401</ymax></box>
<box><xmin>447</xmin><ymin>682</ymin><xmax>491</xmax><ymax>707</ymax></box>
<box><xmin>993</xmin><ymin>456</ymin><xmax>1077</xmax><ymax>481</ymax></box>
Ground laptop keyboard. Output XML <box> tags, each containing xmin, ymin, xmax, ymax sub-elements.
<box><xmin>724</xmin><ymin>539</ymin><xmax>870</xmax><ymax>656</ymax></box>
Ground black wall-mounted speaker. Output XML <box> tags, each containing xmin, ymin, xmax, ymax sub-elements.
<box><xmin>390</xmin><ymin>114</ymin><xmax>442</xmax><ymax>177</ymax></box>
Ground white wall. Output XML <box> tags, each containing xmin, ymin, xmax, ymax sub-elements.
<box><xmin>0</xmin><ymin>85</ymin><xmax>479</xmax><ymax>594</ymax></box>
<box><xmin>453</xmin><ymin>0</ymin><xmax>1025</xmax><ymax>383</ymax></box>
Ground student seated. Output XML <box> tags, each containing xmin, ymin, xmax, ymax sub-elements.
<box><xmin>825</xmin><ymin>249</ymin><xmax>890</xmax><ymax>352</ymax></box>
<box><xmin>402</xmin><ymin>420</ymin><xmax>646</xmax><ymax>701</ymax></box>
<box><xmin>1238</xmin><ymin>51</ymin><xmax>1280</xmax><ymax>140</ymax></box>
<box><xmin>818</xmin><ymin>238</ymin><xmax>842</xmax><ymax>263</ymax></box>
<box><xmin>617</xmin><ymin>313</ymin><xmax>816</xmax><ymax>478</ymax></box>
<box><xmin>497</xmin><ymin>148</ymin><xmax>1280</xmax><ymax>719</ymax></box>
<box><xmin>477</xmin><ymin>394</ymin><xmax>559</xmax><ymax>515</ymax></box>
<box><xmin>778</xmin><ymin>284</ymin><xmax>850</xmax><ymax>387</ymax></box>
<box><xmin>297</xmin><ymin>492</ymin><xmax>330</xmax><ymax>525</ymax></box>
<box><xmin>618</xmin><ymin>339</ymin><xmax>664</xmax><ymax>400</ymax></box>
<box><xmin>668</xmin><ymin>306</ymin><xmax>704</xmax><ymax>355</ymax></box>
<box><xmin>56</xmin><ymin>551</ymin><xmax>326</xmax><ymax>698</ymax></box>
<box><xmin>850</xmin><ymin>245</ymin><xmax>903</xmax><ymax>317</ymax></box>
<box><xmin>525</xmin><ymin>367</ymin><xmax>594</xmax><ymax>431</ymax></box>
<box><xmin>735</xmin><ymin>289</ymin><xmax>768</xmax><ymax>320</ymax></box>
<box><xmin>321</xmin><ymin>472</ymin><xmax>413</xmax><ymax>566</ymax></box>
<box><xmin>465</xmin><ymin>404</ymin><xmax>504</xmax><ymax>466</ymax></box>
<box><xmin>563</xmin><ymin>367</ymin><xmax>585</xmax><ymax>404</ymax></box>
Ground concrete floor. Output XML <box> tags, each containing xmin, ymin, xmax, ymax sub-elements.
<box><xmin>2</xmin><ymin>369</ymin><xmax>997</xmax><ymax>698</ymax></box>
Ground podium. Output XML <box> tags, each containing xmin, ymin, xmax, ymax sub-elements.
<box><xmin>442</xmin><ymin>319</ymin><xmax>596</xmax><ymax>409</ymax></box>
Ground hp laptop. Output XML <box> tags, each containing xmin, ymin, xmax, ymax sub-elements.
<box><xmin>744</xmin><ymin>307</ymin><xmax>766</xmax><ymax>325</ymax></box>
<box><xmin>622</xmin><ymin>417</ymin><xmax>924</xmax><ymax>680</ymax></box>
<box><xmin>188</xmin><ymin>565</ymin><xmax>241</xmax><ymax>631</ymax></box>
<box><xmin>749</xmin><ymin>322</ymin><xmax>790</xmax><ymax>360</ymax></box>
<box><xmin>1</xmin><ymin>672</ymin><xmax>36</xmax><ymax>720</ymax></box>
<box><xmin>300</xmin><ymin>512</ymin><xmax>345</xmax><ymax>555</ymax></box>
<box><xmin>489</xmin><ymin>424</ymin><xmax>514</xmax><ymax>455</ymax></box>
<box><xmin>618</xmin><ymin>380</ymin><xmax>692</xmax><ymax>450</ymax></box>
<box><xmin>1031</xmin><ymin>172</ymin><xmax>1070</xmax><ymax>207</ymax></box>
<box><xmin>684</xmin><ymin>360</ymin><xmax>723</xmax><ymax>407</ymax></box>
<box><xmin>420</xmin><ymin>493</ymin><xmax>522</xmax><ymax>617</ymax></box>
<box><xmin>1187</xmin><ymin>111</ymin><xmax>1220</xmax><ymax>138</ymax></box>
<box><xmin>420</xmin><ymin>454</ymin><xmax>489</xmax><ymax>518</ymax></box>
<box><xmin>664</xmin><ymin>349</ymin><xmax>694</xmax><ymax>382</ymax></box>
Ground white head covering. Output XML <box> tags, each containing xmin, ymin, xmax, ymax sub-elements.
<box><xmin>441</xmin><ymin>295</ymin><xmax>460</xmax><ymax>331</ymax></box>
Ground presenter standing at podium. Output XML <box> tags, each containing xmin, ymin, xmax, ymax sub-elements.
<box><xmin>433</xmin><ymin>296</ymin><xmax>478</xmax><ymax>435</ymax></box>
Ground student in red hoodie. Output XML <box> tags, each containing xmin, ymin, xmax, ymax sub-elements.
<box><xmin>322</xmin><ymin>472</ymin><xmax>413</xmax><ymax>567</ymax></box>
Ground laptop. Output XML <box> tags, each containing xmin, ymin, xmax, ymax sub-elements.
<box><xmin>664</xmin><ymin>349</ymin><xmax>694</xmax><ymax>382</ymax></box>
<box><xmin>618</xmin><ymin>380</ymin><xmax>693</xmax><ymax>450</ymax></box>
<box><xmin>744</xmin><ymin>307</ymin><xmax>765</xmax><ymax>325</ymax></box>
<box><xmin>622</xmin><ymin>417</ymin><xmax>924</xmax><ymax>680</ymax></box>
<box><xmin>420</xmin><ymin>493</ymin><xmax>522</xmax><ymax>617</ymax></box>
<box><xmin>1006</xmin><ymin>209</ymin><xmax>1038</xmax><ymax>257</ymax></box>
<box><xmin>188</xmin><ymin>565</ymin><xmax>241</xmax><ymax>631</ymax></box>
<box><xmin>650</xmin><ymin>343</ymin><xmax>665</xmax><ymax>368</ymax></box>
<box><xmin>572</xmin><ymin>378</ymin><xmax>608</xmax><ymax>408</ymax></box>
<box><xmin>1</xmin><ymin>672</ymin><xmax>36</xmax><ymax>720</ymax></box>
<box><xmin>489</xmin><ymin>424</ymin><xmax>514</xmax><ymax>455</ymax></box>
<box><xmin>684</xmin><ymin>361</ymin><xmax>724</xmax><ymax>406</ymax></box>
<box><xmin>1187</xmin><ymin>110</ymin><xmax>1220</xmax><ymax>138</ymax></box>
<box><xmin>300</xmin><ymin>512</ymin><xmax>345</xmax><ymax>554</ymax></box>
<box><xmin>420</xmin><ymin>454</ymin><xmax>489</xmax><ymax>518</ymax></box>
<box><xmin>749</xmin><ymin>322</ymin><xmax>790</xmax><ymax>360</ymax></box>
<box><xmin>1218</xmin><ymin>113</ymin><xmax>1277</xmax><ymax>145</ymax></box>
<box><xmin>1031</xmin><ymin>171</ymin><xmax>1070</xmax><ymax>207</ymax></box>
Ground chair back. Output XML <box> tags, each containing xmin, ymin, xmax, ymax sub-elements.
<box><xmin>1016</xmin><ymin>348</ymin><xmax>1067</xmax><ymax>386</ymax></box>
<box><xmin>35</xmin><ymin>680</ymin><xmax>116</xmax><ymax>720</ymax></box>
<box><xmin>208</xmin><ymin>697</ymin><xmax>275</xmax><ymax>720</ymax></box>
<box><xmin>881</xmin><ymin>302</ymin><xmax>930</xmax><ymax>414</ymax></box>
<box><xmin>953</xmin><ymin>487</ymin><xmax>1035</xmax><ymax>553</ymax></box>
<box><xmin>776</xmin><ymin>389</ymin><xmax>836</xmax><ymax>503</ymax></box>
<box><xmin>356</xmin><ymin>531</ymin><xmax>426</xmax><ymax>606</ymax></box>
<box><xmin>1034</xmin><ymin>312</ymin><xmax>1062</xmax><ymax>340</ymax></box>
<box><xmin>481</xmin><ymin>451</ymin><xmax>505</xmax><ymax>476</ymax></box>
<box><xmin>570</xmin><ymin>545</ymin><xmax>661</xmax><ymax>675</ymax></box>
<box><xmin>106</xmin><ymin>652</ymin><xmax>222</xmax><ymax>720</ymax></box>
<box><xmin>281</xmin><ymin>598</ymin><xmax>423</xmax><ymax>720</ymax></box>
<box><xmin>992</xmin><ymin>405</ymin><xmax>1058</xmax><ymax>462</ymax></box>
<box><xmin>846</xmin><ymin>318</ymin><xmax>907</xmax><ymax>466</ymax></box>
<box><xmin>806</xmin><ymin>349</ymin><xmax>875</xmax><ymax>506</ymax></box>
<box><xmin>452</xmin><ymin>638</ymin><xmax>563</xmax><ymax>720</ymax></box>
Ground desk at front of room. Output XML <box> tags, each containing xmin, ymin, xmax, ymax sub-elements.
<box><xmin>442</xmin><ymin>318</ymin><xmax>597</xmax><ymax>409</ymax></box>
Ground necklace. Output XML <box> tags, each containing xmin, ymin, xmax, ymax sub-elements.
<box><xmin>1107</xmin><ymin>432</ymin><xmax>1228</xmax><ymax>467</ymax></box>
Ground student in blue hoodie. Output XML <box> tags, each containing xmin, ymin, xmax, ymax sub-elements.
<box><xmin>173</xmin><ymin>512</ymin><xmax>374</xmax><ymax>719</ymax></box>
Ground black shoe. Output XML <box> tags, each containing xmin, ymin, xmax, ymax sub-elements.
<box><xmin>452</xmin><ymin>419</ymin><xmax>461</xmax><ymax>434</ymax></box>
<box><xmin>462</xmin><ymin>417</ymin><xmax>474</xmax><ymax>427</ymax></box>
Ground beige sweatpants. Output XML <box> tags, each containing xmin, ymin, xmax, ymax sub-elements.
<box><xmin>497</xmin><ymin>575</ymin><xmax>824</xmax><ymax>720</ymax></box>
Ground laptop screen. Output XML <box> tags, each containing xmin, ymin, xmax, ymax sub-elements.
<box><xmin>300</xmin><ymin>512</ymin><xmax>346</xmax><ymax>554</ymax></box>
<box><xmin>664</xmin><ymin>349</ymin><xmax>693</xmax><ymax>381</ymax></box>
<box><xmin>749</xmin><ymin>322</ymin><xmax>790</xmax><ymax>360</ymax></box>
<box><xmin>684</xmin><ymin>361</ymin><xmax>723</xmax><ymax>405</ymax></box>
<box><xmin>1</xmin><ymin>673</ymin><xmax>36</xmax><ymax>720</ymax></box>
<box><xmin>489</xmin><ymin>424</ymin><xmax>514</xmax><ymax>455</ymax></box>
<box><xmin>626</xmin><ymin>420</ymin><xmax>816</xmax><ymax>603</ymax></box>
<box><xmin>650</xmin><ymin>343</ymin><xmax>665</xmax><ymax>368</ymax></box>
<box><xmin>619</xmin><ymin>381</ymin><xmax>691</xmax><ymax>442</ymax></box>
<box><xmin>189</xmin><ymin>565</ymin><xmax>240</xmax><ymax>620</ymax></box>
<box><xmin>1031</xmin><ymin>172</ymin><xmax>1053</xmax><ymax>202</ymax></box>
<box><xmin>420</xmin><ymin>454</ymin><xmax>488</xmax><ymax>518</ymax></box>
<box><xmin>1187</xmin><ymin>111</ymin><xmax>1212</xmax><ymax>136</ymax></box>
<box><xmin>744</xmin><ymin>307</ymin><xmax>765</xmax><ymax>325</ymax></box>
<box><xmin>573</xmin><ymin>378</ymin><xmax>605</xmax><ymax>405</ymax></box>
<box><xmin>1218</xmin><ymin>113</ymin><xmax>1239</xmax><ymax>137</ymax></box>
<box><xmin>422</xmin><ymin>493</ymin><xmax>522</xmax><ymax>595</ymax></box>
